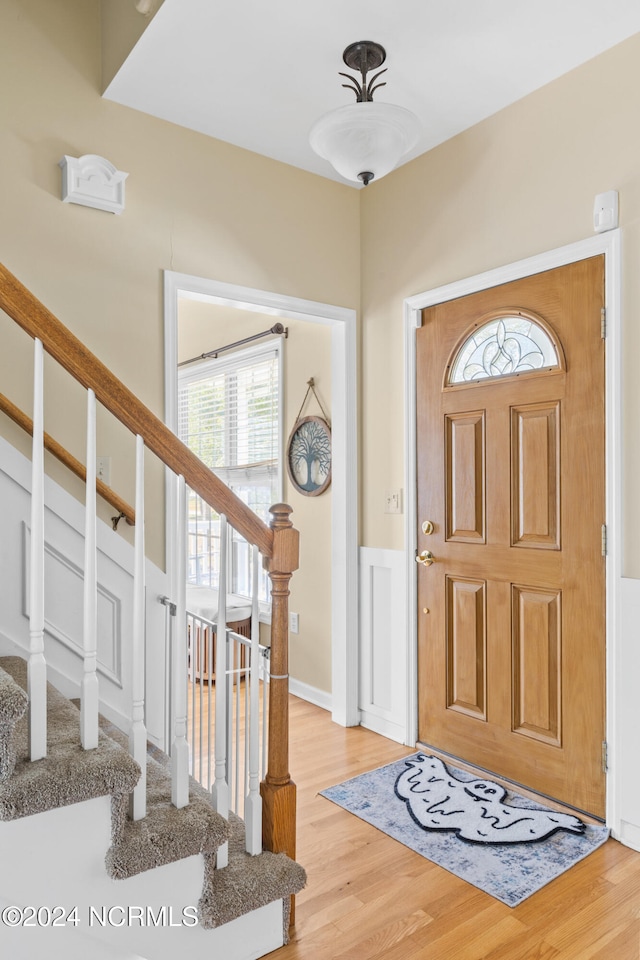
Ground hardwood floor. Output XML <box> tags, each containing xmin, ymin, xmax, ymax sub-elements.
<box><xmin>272</xmin><ymin>695</ymin><xmax>640</xmax><ymax>960</ymax></box>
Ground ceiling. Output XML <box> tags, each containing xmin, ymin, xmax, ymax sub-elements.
<box><xmin>104</xmin><ymin>0</ymin><xmax>640</xmax><ymax>187</ymax></box>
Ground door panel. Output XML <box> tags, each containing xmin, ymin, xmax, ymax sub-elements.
<box><xmin>511</xmin><ymin>584</ymin><xmax>561</xmax><ymax>745</ymax></box>
<box><xmin>511</xmin><ymin>403</ymin><xmax>560</xmax><ymax>549</ymax></box>
<box><xmin>446</xmin><ymin>576</ymin><xmax>487</xmax><ymax>719</ymax></box>
<box><xmin>417</xmin><ymin>257</ymin><xmax>606</xmax><ymax>816</ymax></box>
<box><xmin>445</xmin><ymin>412</ymin><xmax>486</xmax><ymax>542</ymax></box>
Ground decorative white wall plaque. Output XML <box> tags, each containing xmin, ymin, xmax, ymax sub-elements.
<box><xmin>59</xmin><ymin>155</ymin><xmax>128</xmax><ymax>215</ymax></box>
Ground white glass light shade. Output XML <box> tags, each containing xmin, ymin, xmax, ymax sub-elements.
<box><xmin>310</xmin><ymin>101</ymin><xmax>420</xmax><ymax>185</ymax></box>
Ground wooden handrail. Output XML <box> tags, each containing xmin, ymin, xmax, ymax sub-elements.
<box><xmin>0</xmin><ymin>262</ymin><xmax>299</xmax><ymax>915</ymax></box>
<box><xmin>0</xmin><ymin>391</ymin><xmax>136</xmax><ymax>526</ymax></box>
<box><xmin>0</xmin><ymin>263</ymin><xmax>273</xmax><ymax>556</ymax></box>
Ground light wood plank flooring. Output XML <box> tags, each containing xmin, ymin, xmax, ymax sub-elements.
<box><xmin>273</xmin><ymin>695</ymin><xmax>640</xmax><ymax>960</ymax></box>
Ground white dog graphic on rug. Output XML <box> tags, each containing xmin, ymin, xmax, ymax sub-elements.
<box><xmin>394</xmin><ymin>755</ymin><xmax>585</xmax><ymax>844</ymax></box>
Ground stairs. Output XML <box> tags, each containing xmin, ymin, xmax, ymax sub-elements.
<box><xmin>0</xmin><ymin>656</ymin><xmax>305</xmax><ymax>959</ymax></box>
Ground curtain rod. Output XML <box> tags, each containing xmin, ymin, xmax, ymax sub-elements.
<box><xmin>178</xmin><ymin>323</ymin><xmax>288</xmax><ymax>367</ymax></box>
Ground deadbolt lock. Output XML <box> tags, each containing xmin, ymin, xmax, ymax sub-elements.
<box><xmin>421</xmin><ymin>520</ymin><xmax>434</xmax><ymax>535</ymax></box>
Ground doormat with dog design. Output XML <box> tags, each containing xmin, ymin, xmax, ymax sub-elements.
<box><xmin>320</xmin><ymin>753</ymin><xmax>609</xmax><ymax>906</ymax></box>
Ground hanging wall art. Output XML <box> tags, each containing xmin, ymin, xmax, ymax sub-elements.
<box><xmin>286</xmin><ymin>379</ymin><xmax>331</xmax><ymax>497</ymax></box>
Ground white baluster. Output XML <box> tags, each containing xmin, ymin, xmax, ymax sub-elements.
<box><xmin>189</xmin><ymin>611</ymin><xmax>195</xmax><ymax>780</ymax></box>
<box><xmin>171</xmin><ymin>475</ymin><xmax>189</xmax><ymax>808</ymax></box>
<box><xmin>261</xmin><ymin>647</ymin><xmax>269</xmax><ymax>781</ymax></box>
<box><xmin>245</xmin><ymin>544</ymin><xmax>262</xmax><ymax>854</ymax></box>
<box><xmin>29</xmin><ymin>338</ymin><xmax>47</xmax><ymax>761</ymax></box>
<box><xmin>212</xmin><ymin>514</ymin><xmax>229</xmax><ymax>867</ymax></box>
<box><xmin>129</xmin><ymin>435</ymin><xmax>147</xmax><ymax>819</ymax></box>
<box><xmin>207</xmin><ymin>622</ymin><xmax>213</xmax><ymax>791</ymax></box>
<box><xmin>81</xmin><ymin>389</ymin><xmax>99</xmax><ymax>750</ymax></box>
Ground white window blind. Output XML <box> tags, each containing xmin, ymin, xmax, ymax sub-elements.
<box><xmin>178</xmin><ymin>342</ymin><xmax>282</xmax><ymax>602</ymax></box>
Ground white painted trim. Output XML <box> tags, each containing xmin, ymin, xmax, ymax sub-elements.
<box><xmin>404</xmin><ymin>231</ymin><xmax>622</xmax><ymax>827</ymax></box>
<box><xmin>359</xmin><ymin>546</ymin><xmax>409</xmax><ymax>745</ymax></box>
<box><xmin>288</xmin><ymin>677</ymin><xmax>332</xmax><ymax>713</ymax></box>
<box><xmin>164</xmin><ymin>271</ymin><xmax>359</xmax><ymax>727</ymax></box>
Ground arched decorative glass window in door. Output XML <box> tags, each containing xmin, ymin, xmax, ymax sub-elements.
<box><xmin>447</xmin><ymin>312</ymin><xmax>561</xmax><ymax>385</ymax></box>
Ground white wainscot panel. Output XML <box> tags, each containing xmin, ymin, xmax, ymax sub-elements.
<box><xmin>0</xmin><ymin>435</ymin><xmax>168</xmax><ymax>742</ymax></box>
<box><xmin>617</xmin><ymin>577</ymin><xmax>640</xmax><ymax>850</ymax></box>
<box><xmin>23</xmin><ymin>521</ymin><xmax>124</xmax><ymax>687</ymax></box>
<box><xmin>359</xmin><ymin>547</ymin><xmax>408</xmax><ymax>744</ymax></box>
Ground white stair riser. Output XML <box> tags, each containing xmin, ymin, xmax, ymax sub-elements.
<box><xmin>0</xmin><ymin>796</ymin><xmax>283</xmax><ymax>960</ymax></box>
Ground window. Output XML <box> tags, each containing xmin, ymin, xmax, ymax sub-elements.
<box><xmin>448</xmin><ymin>315</ymin><xmax>559</xmax><ymax>385</ymax></box>
<box><xmin>178</xmin><ymin>341</ymin><xmax>282</xmax><ymax>604</ymax></box>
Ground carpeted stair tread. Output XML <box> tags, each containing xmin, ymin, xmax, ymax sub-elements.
<box><xmin>98</xmin><ymin>715</ymin><xmax>231</xmax><ymax>880</ymax></box>
<box><xmin>198</xmin><ymin>813</ymin><xmax>306</xmax><ymax>932</ymax></box>
<box><xmin>98</xmin><ymin>715</ymin><xmax>305</xmax><ymax>935</ymax></box>
<box><xmin>0</xmin><ymin>657</ymin><xmax>140</xmax><ymax>821</ymax></box>
<box><xmin>1</xmin><ymin>658</ymin><xmax>306</xmax><ymax>936</ymax></box>
<box><xmin>0</xmin><ymin>661</ymin><xmax>29</xmax><ymax>782</ymax></box>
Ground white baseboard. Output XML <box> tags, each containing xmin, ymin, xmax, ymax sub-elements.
<box><xmin>618</xmin><ymin>820</ymin><xmax>640</xmax><ymax>853</ymax></box>
<box><xmin>359</xmin><ymin>712</ymin><xmax>407</xmax><ymax>745</ymax></box>
<box><xmin>288</xmin><ymin>677</ymin><xmax>331</xmax><ymax>712</ymax></box>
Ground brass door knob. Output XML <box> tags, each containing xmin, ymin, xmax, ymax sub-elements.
<box><xmin>415</xmin><ymin>550</ymin><xmax>435</xmax><ymax>566</ymax></box>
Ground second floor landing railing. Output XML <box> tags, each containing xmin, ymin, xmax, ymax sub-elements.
<box><xmin>0</xmin><ymin>261</ymin><xmax>299</xmax><ymax>880</ymax></box>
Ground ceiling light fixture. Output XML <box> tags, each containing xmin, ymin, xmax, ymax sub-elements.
<box><xmin>310</xmin><ymin>41</ymin><xmax>420</xmax><ymax>187</ymax></box>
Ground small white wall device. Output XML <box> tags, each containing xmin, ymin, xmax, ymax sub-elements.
<box><xmin>593</xmin><ymin>190</ymin><xmax>619</xmax><ymax>233</ymax></box>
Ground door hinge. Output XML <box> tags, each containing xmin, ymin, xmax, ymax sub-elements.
<box><xmin>602</xmin><ymin>741</ymin><xmax>608</xmax><ymax>774</ymax></box>
<box><xmin>601</xmin><ymin>307</ymin><xmax>607</xmax><ymax>339</ymax></box>
<box><xmin>601</xmin><ymin>524</ymin><xmax>607</xmax><ymax>557</ymax></box>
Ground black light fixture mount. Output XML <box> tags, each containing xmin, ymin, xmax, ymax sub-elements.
<box><xmin>339</xmin><ymin>41</ymin><xmax>387</xmax><ymax>104</ymax></box>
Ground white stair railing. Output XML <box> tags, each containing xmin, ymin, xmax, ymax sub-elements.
<box><xmin>184</xmin><ymin>539</ymin><xmax>269</xmax><ymax>860</ymax></box>
<box><xmin>129</xmin><ymin>434</ymin><xmax>147</xmax><ymax>819</ymax></box>
<box><xmin>80</xmin><ymin>388</ymin><xmax>99</xmax><ymax>750</ymax></box>
<box><xmin>28</xmin><ymin>337</ymin><xmax>47</xmax><ymax>761</ymax></box>
<box><xmin>1</xmin><ymin>263</ymin><xmax>301</xmax><ymax>886</ymax></box>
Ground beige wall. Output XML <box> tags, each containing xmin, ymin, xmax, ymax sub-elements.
<box><xmin>0</xmin><ymin>0</ymin><xmax>359</xmax><ymax>609</ymax></box>
<box><xmin>5</xmin><ymin>0</ymin><xmax>640</xmax><ymax>700</ymax></box>
<box><xmin>360</xmin><ymin>32</ymin><xmax>640</xmax><ymax>577</ymax></box>
<box><xmin>178</xmin><ymin>300</ymin><xmax>333</xmax><ymax>692</ymax></box>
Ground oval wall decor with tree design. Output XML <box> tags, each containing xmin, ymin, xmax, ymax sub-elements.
<box><xmin>286</xmin><ymin>415</ymin><xmax>332</xmax><ymax>496</ymax></box>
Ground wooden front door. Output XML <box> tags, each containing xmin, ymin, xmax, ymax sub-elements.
<box><xmin>416</xmin><ymin>257</ymin><xmax>606</xmax><ymax>817</ymax></box>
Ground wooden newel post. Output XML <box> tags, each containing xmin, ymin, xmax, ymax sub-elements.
<box><xmin>261</xmin><ymin>503</ymin><xmax>299</xmax><ymax>922</ymax></box>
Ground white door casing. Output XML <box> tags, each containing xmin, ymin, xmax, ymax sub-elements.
<box><xmin>163</xmin><ymin>271</ymin><xmax>359</xmax><ymax>726</ymax></box>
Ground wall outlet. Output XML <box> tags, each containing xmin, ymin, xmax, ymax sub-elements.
<box><xmin>289</xmin><ymin>612</ymin><xmax>299</xmax><ymax>634</ymax></box>
<box><xmin>384</xmin><ymin>489</ymin><xmax>403</xmax><ymax>514</ymax></box>
<box><xmin>97</xmin><ymin>456</ymin><xmax>111</xmax><ymax>486</ymax></box>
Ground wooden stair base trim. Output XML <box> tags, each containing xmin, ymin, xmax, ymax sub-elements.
<box><xmin>260</xmin><ymin>778</ymin><xmax>298</xmax><ymax>925</ymax></box>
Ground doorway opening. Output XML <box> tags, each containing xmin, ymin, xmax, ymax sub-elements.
<box><xmin>164</xmin><ymin>271</ymin><xmax>358</xmax><ymax>726</ymax></box>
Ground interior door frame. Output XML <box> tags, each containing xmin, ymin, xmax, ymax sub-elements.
<box><xmin>403</xmin><ymin>231</ymin><xmax>621</xmax><ymax>827</ymax></box>
<box><xmin>164</xmin><ymin>270</ymin><xmax>359</xmax><ymax>727</ymax></box>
